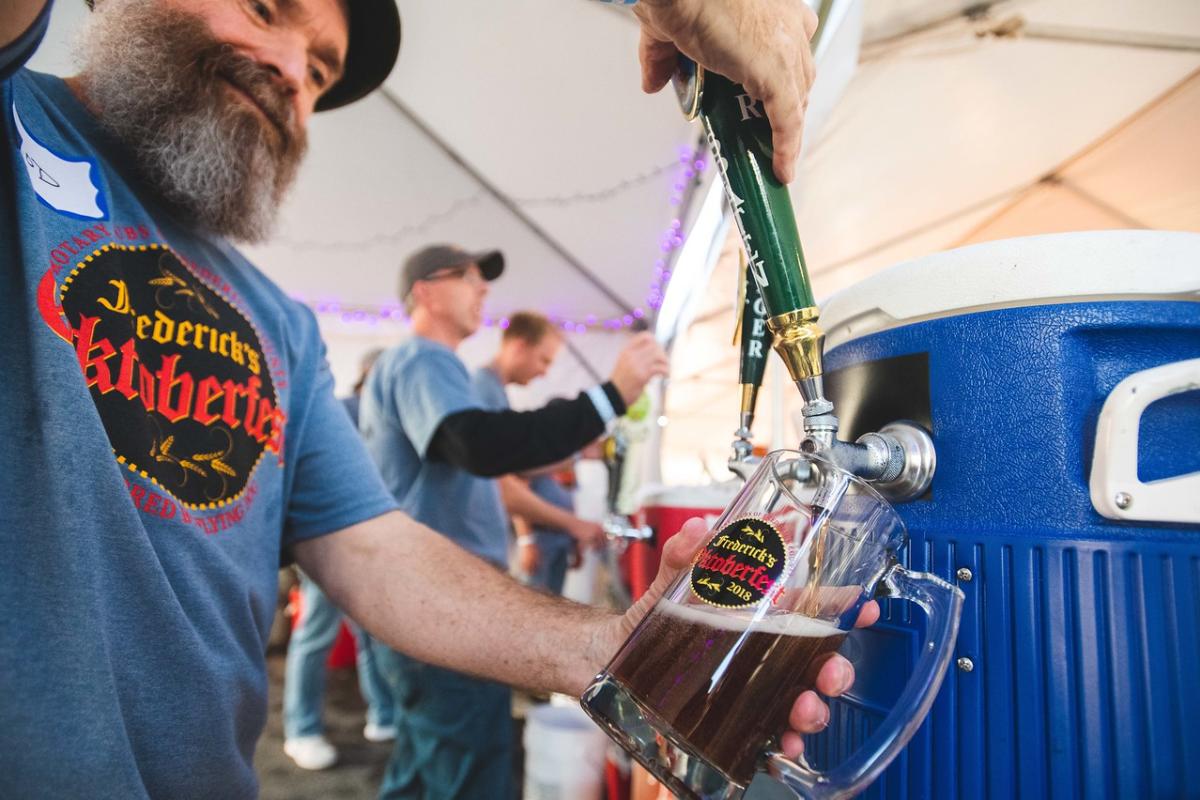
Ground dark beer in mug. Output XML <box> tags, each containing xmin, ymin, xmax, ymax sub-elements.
<box><xmin>609</xmin><ymin>599</ymin><xmax>846</xmax><ymax>786</ymax></box>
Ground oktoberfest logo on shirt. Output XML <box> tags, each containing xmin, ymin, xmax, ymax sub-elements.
<box><xmin>38</xmin><ymin>240</ymin><xmax>284</xmax><ymax>509</ymax></box>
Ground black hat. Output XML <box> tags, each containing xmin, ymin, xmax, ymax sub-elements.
<box><xmin>400</xmin><ymin>245</ymin><xmax>505</xmax><ymax>298</ymax></box>
<box><xmin>84</xmin><ymin>0</ymin><xmax>401</xmax><ymax>113</ymax></box>
<box><xmin>316</xmin><ymin>0</ymin><xmax>401</xmax><ymax>111</ymax></box>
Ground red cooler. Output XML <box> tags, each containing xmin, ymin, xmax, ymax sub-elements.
<box><xmin>624</xmin><ymin>484</ymin><xmax>740</xmax><ymax>601</ymax></box>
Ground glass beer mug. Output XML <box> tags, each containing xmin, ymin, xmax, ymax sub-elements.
<box><xmin>581</xmin><ymin>450</ymin><xmax>964</xmax><ymax>799</ymax></box>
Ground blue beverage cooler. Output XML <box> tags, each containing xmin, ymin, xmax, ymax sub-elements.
<box><xmin>805</xmin><ymin>231</ymin><xmax>1200</xmax><ymax>799</ymax></box>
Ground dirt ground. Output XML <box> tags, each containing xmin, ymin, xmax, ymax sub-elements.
<box><xmin>254</xmin><ymin>651</ymin><xmax>528</xmax><ymax>800</ymax></box>
<box><xmin>254</xmin><ymin>652</ymin><xmax>391</xmax><ymax>800</ymax></box>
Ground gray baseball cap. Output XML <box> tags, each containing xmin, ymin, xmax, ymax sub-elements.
<box><xmin>400</xmin><ymin>245</ymin><xmax>505</xmax><ymax>298</ymax></box>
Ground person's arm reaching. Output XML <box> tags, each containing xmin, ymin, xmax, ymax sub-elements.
<box><xmin>296</xmin><ymin>511</ymin><xmax>877</xmax><ymax>759</ymax></box>
<box><xmin>516</xmin><ymin>454</ymin><xmax>578</xmax><ymax>480</ymax></box>
<box><xmin>430</xmin><ymin>391</ymin><xmax>613</xmax><ymax>477</ymax></box>
<box><xmin>429</xmin><ymin>332</ymin><xmax>669</xmax><ymax>477</ymax></box>
<box><xmin>631</xmin><ymin>0</ymin><xmax>819</xmax><ymax>183</ymax></box>
<box><xmin>497</xmin><ymin>475</ymin><xmax>605</xmax><ymax>549</ymax></box>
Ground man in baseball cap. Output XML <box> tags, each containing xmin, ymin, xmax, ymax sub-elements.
<box><xmin>80</xmin><ymin>0</ymin><xmax>401</xmax><ymax>111</ymax></box>
<box><xmin>0</xmin><ymin>1</ymin><xmax>861</xmax><ymax>797</ymax></box>
<box><xmin>0</xmin><ymin>0</ymin><xmax>412</xmax><ymax>795</ymax></box>
<box><xmin>361</xmin><ymin>245</ymin><xmax>665</xmax><ymax>797</ymax></box>
<box><xmin>37</xmin><ymin>0</ymin><xmax>401</xmax><ymax>243</ymax></box>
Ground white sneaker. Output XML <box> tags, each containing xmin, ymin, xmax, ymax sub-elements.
<box><xmin>363</xmin><ymin>722</ymin><xmax>397</xmax><ymax>743</ymax></box>
<box><xmin>283</xmin><ymin>735</ymin><xmax>338</xmax><ymax>770</ymax></box>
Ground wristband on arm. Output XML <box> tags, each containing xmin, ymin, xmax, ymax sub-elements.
<box><xmin>586</xmin><ymin>384</ymin><xmax>617</xmax><ymax>424</ymax></box>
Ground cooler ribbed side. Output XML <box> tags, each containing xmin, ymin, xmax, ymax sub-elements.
<box><xmin>806</xmin><ymin>537</ymin><xmax>1200</xmax><ymax>800</ymax></box>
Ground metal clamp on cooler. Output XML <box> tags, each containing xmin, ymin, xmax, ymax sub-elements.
<box><xmin>791</xmin><ymin>370</ymin><xmax>935</xmax><ymax>502</ymax></box>
<box><xmin>778</xmin><ymin>308</ymin><xmax>935</xmax><ymax>501</ymax></box>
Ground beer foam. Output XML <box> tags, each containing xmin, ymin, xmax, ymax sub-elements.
<box><xmin>657</xmin><ymin>600</ymin><xmax>843</xmax><ymax>638</ymax></box>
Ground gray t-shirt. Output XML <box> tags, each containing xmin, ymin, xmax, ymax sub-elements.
<box><xmin>361</xmin><ymin>338</ymin><xmax>509</xmax><ymax>566</ymax></box>
<box><xmin>0</xmin><ymin>63</ymin><xmax>397</xmax><ymax>797</ymax></box>
<box><xmin>473</xmin><ymin>364</ymin><xmax>509</xmax><ymax>413</ymax></box>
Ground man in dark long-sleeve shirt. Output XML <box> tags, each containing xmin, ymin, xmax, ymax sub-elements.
<box><xmin>474</xmin><ymin>311</ymin><xmax>607</xmax><ymax>592</ymax></box>
<box><xmin>358</xmin><ymin>244</ymin><xmax>669</xmax><ymax>799</ymax></box>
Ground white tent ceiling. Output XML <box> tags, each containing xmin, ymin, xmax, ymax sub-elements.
<box><xmin>246</xmin><ymin>0</ymin><xmax>705</xmax><ymax>326</ymax></box>
<box><xmin>29</xmin><ymin>0</ymin><xmax>1200</xmax><ymax>484</ymax></box>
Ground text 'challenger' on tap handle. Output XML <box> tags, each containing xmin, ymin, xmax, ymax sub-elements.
<box><xmin>673</xmin><ymin>58</ymin><xmax>830</xmax><ymax>411</ymax></box>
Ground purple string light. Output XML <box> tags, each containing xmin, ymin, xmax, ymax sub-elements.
<box><xmin>301</xmin><ymin>145</ymin><xmax>707</xmax><ymax>333</ymax></box>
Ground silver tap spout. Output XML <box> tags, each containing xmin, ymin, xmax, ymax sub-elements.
<box><xmin>796</xmin><ymin>375</ymin><xmax>826</xmax><ymax>407</ymax></box>
<box><xmin>727</xmin><ymin>454</ymin><xmax>761</xmax><ymax>482</ymax></box>
<box><xmin>602</xmin><ymin>514</ymin><xmax>654</xmax><ymax>545</ymax></box>
<box><xmin>801</xmin><ymin>421</ymin><xmax>936</xmax><ymax>502</ymax></box>
<box><xmin>728</xmin><ymin>422</ymin><xmax>760</xmax><ymax>481</ymax></box>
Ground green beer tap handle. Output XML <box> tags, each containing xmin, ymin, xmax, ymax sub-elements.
<box><xmin>675</xmin><ymin>58</ymin><xmax>826</xmax><ymax>397</ymax></box>
<box><xmin>697</xmin><ymin>70</ymin><xmax>816</xmax><ymax>318</ymax></box>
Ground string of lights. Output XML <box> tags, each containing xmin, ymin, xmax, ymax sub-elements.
<box><xmin>513</xmin><ymin>159</ymin><xmax>683</xmax><ymax>206</ymax></box>
<box><xmin>297</xmin><ymin>146</ymin><xmax>708</xmax><ymax>333</ymax></box>
<box><xmin>276</xmin><ymin>158</ymin><xmax>683</xmax><ymax>252</ymax></box>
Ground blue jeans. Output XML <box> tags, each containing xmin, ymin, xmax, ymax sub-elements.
<box><xmin>528</xmin><ymin>530</ymin><xmax>573</xmax><ymax>595</ymax></box>
<box><xmin>283</xmin><ymin>574</ymin><xmax>397</xmax><ymax>739</ymax></box>
<box><xmin>377</xmin><ymin>650</ymin><xmax>513</xmax><ymax>800</ymax></box>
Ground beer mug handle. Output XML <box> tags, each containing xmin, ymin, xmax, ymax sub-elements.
<box><xmin>766</xmin><ymin>565</ymin><xmax>964</xmax><ymax>800</ymax></box>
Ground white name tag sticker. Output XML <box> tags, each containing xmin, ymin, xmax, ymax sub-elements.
<box><xmin>13</xmin><ymin>102</ymin><xmax>107</xmax><ymax>220</ymax></box>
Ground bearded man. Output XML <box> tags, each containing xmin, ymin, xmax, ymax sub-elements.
<box><xmin>0</xmin><ymin>1</ymin><xmax>868</xmax><ymax>797</ymax></box>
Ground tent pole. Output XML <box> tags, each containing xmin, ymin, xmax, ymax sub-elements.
<box><xmin>1019</xmin><ymin>23</ymin><xmax>1200</xmax><ymax>53</ymax></box>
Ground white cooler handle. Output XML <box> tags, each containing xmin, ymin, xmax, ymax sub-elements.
<box><xmin>1089</xmin><ymin>358</ymin><xmax>1200</xmax><ymax>524</ymax></box>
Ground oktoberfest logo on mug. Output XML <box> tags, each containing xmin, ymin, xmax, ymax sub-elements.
<box><xmin>690</xmin><ymin>517</ymin><xmax>787</xmax><ymax>608</ymax></box>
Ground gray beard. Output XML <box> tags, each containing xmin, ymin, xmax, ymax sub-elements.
<box><xmin>76</xmin><ymin>0</ymin><xmax>307</xmax><ymax>243</ymax></box>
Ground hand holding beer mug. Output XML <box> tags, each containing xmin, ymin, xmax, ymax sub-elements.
<box><xmin>582</xmin><ymin>451</ymin><xmax>964</xmax><ymax>799</ymax></box>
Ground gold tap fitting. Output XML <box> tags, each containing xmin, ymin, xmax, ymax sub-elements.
<box><xmin>767</xmin><ymin>307</ymin><xmax>825</xmax><ymax>384</ymax></box>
